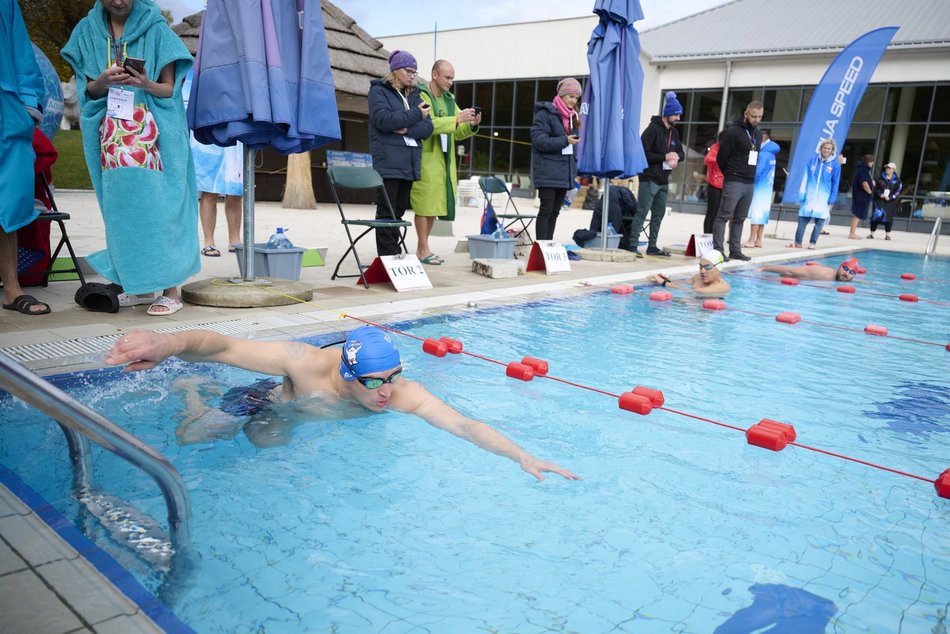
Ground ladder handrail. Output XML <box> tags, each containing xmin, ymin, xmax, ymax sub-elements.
<box><xmin>0</xmin><ymin>351</ymin><xmax>191</xmax><ymax>550</ymax></box>
<box><xmin>925</xmin><ymin>216</ymin><xmax>942</xmax><ymax>255</ymax></box>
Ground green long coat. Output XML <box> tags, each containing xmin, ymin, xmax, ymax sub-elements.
<box><xmin>409</xmin><ymin>83</ymin><xmax>477</xmax><ymax>220</ymax></box>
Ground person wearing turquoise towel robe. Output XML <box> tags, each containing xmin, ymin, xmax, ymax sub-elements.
<box><xmin>0</xmin><ymin>0</ymin><xmax>51</xmax><ymax>316</ymax></box>
<box><xmin>62</xmin><ymin>0</ymin><xmax>197</xmax><ymax>316</ymax></box>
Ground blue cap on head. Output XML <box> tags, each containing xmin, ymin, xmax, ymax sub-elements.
<box><xmin>663</xmin><ymin>91</ymin><xmax>683</xmax><ymax>117</ymax></box>
<box><xmin>340</xmin><ymin>326</ymin><xmax>401</xmax><ymax>381</ymax></box>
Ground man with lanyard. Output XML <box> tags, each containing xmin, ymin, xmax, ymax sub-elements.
<box><xmin>410</xmin><ymin>59</ymin><xmax>480</xmax><ymax>265</ymax></box>
<box><xmin>712</xmin><ymin>100</ymin><xmax>764</xmax><ymax>261</ymax></box>
<box><xmin>630</xmin><ymin>91</ymin><xmax>685</xmax><ymax>257</ymax></box>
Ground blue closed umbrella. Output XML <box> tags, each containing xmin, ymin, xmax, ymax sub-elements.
<box><xmin>577</xmin><ymin>0</ymin><xmax>648</xmax><ymax>248</ymax></box>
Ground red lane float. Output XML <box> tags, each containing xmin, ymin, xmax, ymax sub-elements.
<box><xmin>864</xmin><ymin>324</ymin><xmax>888</xmax><ymax>336</ymax></box>
<box><xmin>899</xmin><ymin>294</ymin><xmax>919</xmax><ymax>303</ymax></box>
<box><xmin>619</xmin><ymin>391</ymin><xmax>653</xmax><ymax>415</ymax></box>
<box><xmin>936</xmin><ymin>468</ymin><xmax>950</xmax><ymax>499</ymax></box>
<box><xmin>439</xmin><ymin>337</ymin><xmax>464</xmax><ymax>354</ymax></box>
<box><xmin>857</xmin><ymin>267</ymin><xmax>867</xmax><ymax>274</ymax></box>
<box><xmin>776</xmin><ymin>312</ymin><xmax>802</xmax><ymax>324</ymax></box>
<box><xmin>632</xmin><ymin>386</ymin><xmax>665</xmax><ymax>407</ymax></box>
<box><xmin>746</xmin><ymin>419</ymin><xmax>797</xmax><ymax>451</ymax></box>
<box><xmin>422</xmin><ymin>338</ymin><xmax>448</xmax><ymax>357</ymax></box>
<box><xmin>703</xmin><ymin>299</ymin><xmax>727</xmax><ymax>311</ymax></box>
<box><xmin>837</xmin><ymin>285</ymin><xmax>856</xmax><ymax>294</ymax></box>
<box><xmin>521</xmin><ymin>356</ymin><xmax>549</xmax><ymax>376</ymax></box>
<box><xmin>805</xmin><ymin>261</ymin><xmax>818</xmax><ymax>266</ymax></box>
<box><xmin>611</xmin><ymin>285</ymin><xmax>634</xmax><ymax>295</ymax></box>
<box><xmin>649</xmin><ymin>290</ymin><xmax>673</xmax><ymax>302</ymax></box>
<box><xmin>781</xmin><ymin>277</ymin><xmax>800</xmax><ymax>286</ymax></box>
<box><xmin>901</xmin><ymin>273</ymin><xmax>916</xmax><ymax>280</ymax></box>
<box><xmin>505</xmin><ymin>362</ymin><xmax>535</xmax><ymax>381</ymax></box>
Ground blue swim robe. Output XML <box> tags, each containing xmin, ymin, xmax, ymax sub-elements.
<box><xmin>62</xmin><ymin>0</ymin><xmax>199</xmax><ymax>294</ymax></box>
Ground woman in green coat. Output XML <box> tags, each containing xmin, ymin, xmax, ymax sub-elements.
<box><xmin>409</xmin><ymin>60</ymin><xmax>480</xmax><ymax>265</ymax></box>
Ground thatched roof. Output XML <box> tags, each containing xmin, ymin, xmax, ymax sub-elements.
<box><xmin>171</xmin><ymin>0</ymin><xmax>388</xmax><ymax>102</ymax></box>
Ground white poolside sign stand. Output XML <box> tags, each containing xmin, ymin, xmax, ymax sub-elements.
<box><xmin>379</xmin><ymin>254</ymin><xmax>433</xmax><ymax>291</ymax></box>
<box><xmin>526</xmin><ymin>240</ymin><xmax>571</xmax><ymax>275</ymax></box>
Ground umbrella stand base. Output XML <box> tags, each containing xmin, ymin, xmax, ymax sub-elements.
<box><xmin>182</xmin><ymin>276</ymin><xmax>313</xmax><ymax>308</ymax></box>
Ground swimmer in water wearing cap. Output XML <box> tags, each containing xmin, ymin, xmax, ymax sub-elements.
<box><xmin>646</xmin><ymin>249</ymin><xmax>731</xmax><ymax>296</ymax></box>
<box><xmin>760</xmin><ymin>258</ymin><xmax>858</xmax><ymax>282</ymax></box>
<box><xmin>106</xmin><ymin>326</ymin><xmax>579</xmax><ymax>481</ymax></box>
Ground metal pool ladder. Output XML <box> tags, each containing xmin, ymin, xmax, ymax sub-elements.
<box><xmin>0</xmin><ymin>351</ymin><xmax>191</xmax><ymax>576</ymax></box>
<box><xmin>925</xmin><ymin>217</ymin><xmax>942</xmax><ymax>255</ymax></box>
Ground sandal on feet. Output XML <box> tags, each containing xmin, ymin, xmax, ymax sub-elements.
<box><xmin>885</xmin><ymin>235</ymin><xmax>891</xmax><ymax>240</ymax></box>
<box><xmin>807</xmin><ymin>244</ymin><xmax>816</xmax><ymax>250</ymax></box>
<box><xmin>785</xmin><ymin>243</ymin><xmax>801</xmax><ymax>248</ymax></box>
<box><xmin>147</xmin><ymin>295</ymin><xmax>183</xmax><ymax>316</ymax></box>
<box><xmin>3</xmin><ymin>294</ymin><xmax>51</xmax><ymax>315</ymax></box>
<box><xmin>420</xmin><ymin>254</ymin><xmax>444</xmax><ymax>265</ymax></box>
<box><xmin>201</xmin><ymin>246</ymin><xmax>221</xmax><ymax>257</ymax></box>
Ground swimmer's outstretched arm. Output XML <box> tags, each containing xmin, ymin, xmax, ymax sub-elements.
<box><xmin>760</xmin><ymin>265</ymin><xmax>796</xmax><ymax>277</ymax></box>
<box><xmin>394</xmin><ymin>380</ymin><xmax>581</xmax><ymax>481</ymax></box>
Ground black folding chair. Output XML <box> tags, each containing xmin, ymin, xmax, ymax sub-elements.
<box><xmin>327</xmin><ymin>165</ymin><xmax>412</xmax><ymax>288</ymax></box>
<box><xmin>478</xmin><ymin>176</ymin><xmax>537</xmax><ymax>241</ymax></box>
<box><xmin>27</xmin><ymin>173</ymin><xmax>86</xmax><ymax>287</ymax></box>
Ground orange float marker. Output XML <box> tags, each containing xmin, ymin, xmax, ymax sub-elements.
<box><xmin>439</xmin><ymin>337</ymin><xmax>464</xmax><ymax>354</ymax></box>
<box><xmin>837</xmin><ymin>285</ymin><xmax>856</xmax><ymax>294</ymax></box>
<box><xmin>775</xmin><ymin>312</ymin><xmax>801</xmax><ymax>324</ymax></box>
<box><xmin>805</xmin><ymin>261</ymin><xmax>818</xmax><ymax>266</ymax></box>
<box><xmin>618</xmin><ymin>391</ymin><xmax>653</xmax><ymax>415</ymax></box>
<box><xmin>611</xmin><ymin>285</ymin><xmax>634</xmax><ymax>295</ymax></box>
<box><xmin>936</xmin><ymin>468</ymin><xmax>950</xmax><ymax>499</ymax></box>
<box><xmin>521</xmin><ymin>356</ymin><xmax>549</xmax><ymax>376</ymax></box>
<box><xmin>505</xmin><ymin>362</ymin><xmax>535</xmax><ymax>381</ymax></box>
<box><xmin>746</xmin><ymin>419</ymin><xmax>797</xmax><ymax>451</ymax></box>
<box><xmin>780</xmin><ymin>277</ymin><xmax>799</xmax><ymax>286</ymax></box>
<box><xmin>864</xmin><ymin>324</ymin><xmax>888</xmax><ymax>336</ymax></box>
<box><xmin>632</xmin><ymin>386</ymin><xmax>665</xmax><ymax>407</ymax></box>
<box><xmin>422</xmin><ymin>338</ymin><xmax>448</xmax><ymax>357</ymax></box>
<box><xmin>901</xmin><ymin>273</ymin><xmax>916</xmax><ymax>280</ymax></box>
<box><xmin>703</xmin><ymin>299</ymin><xmax>727</xmax><ymax>310</ymax></box>
<box><xmin>649</xmin><ymin>290</ymin><xmax>673</xmax><ymax>301</ymax></box>
<box><xmin>899</xmin><ymin>294</ymin><xmax>919</xmax><ymax>302</ymax></box>
<box><xmin>857</xmin><ymin>267</ymin><xmax>867</xmax><ymax>274</ymax></box>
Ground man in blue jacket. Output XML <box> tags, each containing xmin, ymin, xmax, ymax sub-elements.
<box><xmin>629</xmin><ymin>91</ymin><xmax>685</xmax><ymax>257</ymax></box>
<box><xmin>712</xmin><ymin>101</ymin><xmax>764</xmax><ymax>261</ymax></box>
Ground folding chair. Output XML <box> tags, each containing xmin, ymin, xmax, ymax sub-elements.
<box><xmin>327</xmin><ymin>165</ymin><xmax>412</xmax><ymax>288</ymax></box>
<box><xmin>23</xmin><ymin>173</ymin><xmax>86</xmax><ymax>287</ymax></box>
<box><xmin>478</xmin><ymin>176</ymin><xmax>537</xmax><ymax>241</ymax></box>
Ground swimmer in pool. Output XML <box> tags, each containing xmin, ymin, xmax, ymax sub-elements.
<box><xmin>646</xmin><ymin>248</ymin><xmax>731</xmax><ymax>296</ymax></box>
<box><xmin>760</xmin><ymin>257</ymin><xmax>858</xmax><ymax>282</ymax></box>
<box><xmin>106</xmin><ymin>325</ymin><xmax>580</xmax><ymax>481</ymax></box>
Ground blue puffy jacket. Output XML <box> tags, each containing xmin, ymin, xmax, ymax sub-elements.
<box><xmin>531</xmin><ymin>102</ymin><xmax>577</xmax><ymax>189</ymax></box>
<box><xmin>368</xmin><ymin>78</ymin><xmax>433</xmax><ymax>180</ymax></box>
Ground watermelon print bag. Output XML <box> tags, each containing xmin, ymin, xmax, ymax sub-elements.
<box><xmin>99</xmin><ymin>105</ymin><xmax>162</xmax><ymax>171</ymax></box>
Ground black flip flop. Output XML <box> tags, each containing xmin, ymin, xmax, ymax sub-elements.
<box><xmin>2</xmin><ymin>294</ymin><xmax>51</xmax><ymax>315</ymax></box>
<box><xmin>74</xmin><ymin>282</ymin><xmax>123</xmax><ymax>313</ymax></box>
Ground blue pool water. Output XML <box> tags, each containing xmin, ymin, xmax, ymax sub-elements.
<box><xmin>1</xmin><ymin>250</ymin><xmax>949</xmax><ymax>633</ymax></box>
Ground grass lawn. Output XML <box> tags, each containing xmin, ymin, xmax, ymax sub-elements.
<box><xmin>51</xmin><ymin>129</ymin><xmax>92</xmax><ymax>190</ymax></box>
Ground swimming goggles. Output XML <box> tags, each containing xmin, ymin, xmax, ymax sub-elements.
<box><xmin>699</xmin><ymin>262</ymin><xmax>716</xmax><ymax>271</ymax></box>
<box><xmin>341</xmin><ymin>354</ymin><xmax>402</xmax><ymax>389</ymax></box>
<box><xmin>840</xmin><ymin>264</ymin><xmax>855</xmax><ymax>275</ymax></box>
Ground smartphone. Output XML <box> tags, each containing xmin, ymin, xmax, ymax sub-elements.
<box><xmin>123</xmin><ymin>57</ymin><xmax>145</xmax><ymax>74</ymax></box>
<box><xmin>472</xmin><ymin>106</ymin><xmax>482</xmax><ymax>116</ymax></box>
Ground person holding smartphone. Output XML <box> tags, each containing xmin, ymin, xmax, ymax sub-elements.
<box><xmin>367</xmin><ymin>50</ymin><xmax>433</xmax><ymax>257</ymax></box>
<box><xmin>530</xmin><ymin>77</ymin><xmax>581</xmax><ymax>241</ymax></box>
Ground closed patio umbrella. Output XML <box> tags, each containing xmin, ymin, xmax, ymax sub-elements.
<box><xmin>577</xmin><ymin>0</ymin><xmax>648</xmax><ymax>249</ymax></box>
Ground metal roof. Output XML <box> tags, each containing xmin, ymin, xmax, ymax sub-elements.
<box><xmin>639</xmin><ymin>0</ymin><xmax>950</xmax><ymax>62</ymax></box>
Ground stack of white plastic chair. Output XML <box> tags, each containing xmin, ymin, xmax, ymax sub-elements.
<box><xmin>456</xmin><ymin>177</ymin><xmax>482</xmax><ymax>208</ymax></box>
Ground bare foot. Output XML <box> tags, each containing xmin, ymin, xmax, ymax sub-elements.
<box><xmin>754</xmin><ymin>242</ymin><xmax>763</xmax><ymax>248</ymax></box>
<box><xmin>848</xmin><ymin>235</ymin><xmax>862</xmax><ymax>240</ymax></box>
<box><xmin>742</xmin><ymin>242</ymin><xmax>756</xmax><ymax>249</ymax></box>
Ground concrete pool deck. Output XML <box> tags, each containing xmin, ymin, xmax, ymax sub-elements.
<box><xmin>0</xmin><ymin>189</ymin><xmax>946</xmax><ymax>632</ymax></box>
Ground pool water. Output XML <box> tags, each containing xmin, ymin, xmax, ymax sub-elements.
<box><xmin>1</xmin><ymin>250</ymin><xmax>948</xmax><ymax>633</ymax></box>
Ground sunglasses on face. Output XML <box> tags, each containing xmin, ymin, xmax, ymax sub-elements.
<box><xmin>342</xmin><ymin>353</ymin><xmax>402</xmax><ymax>389</ymax></box>
<box><xmin>699</xmin><ymin>262</ymin><xmax>716</xmax><ymax>271</ymax></box>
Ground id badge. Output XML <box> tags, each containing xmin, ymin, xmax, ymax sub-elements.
<box><xmin>440</xmin><ymin>134</ymin><xmax>449</xmax><ymax>153</ymax></box>
<box><xmin>561</xmin><ymin>144</ymin><xmax>574</xmax><ymax>155</ymax></box>
<box><xmin>747</xmin><ymin>150</ymin><xmax>758</xmax><ymax>166</ymax></box>
<box><xmin>106</xmin><ymin>86</ymin><xmax>135</xmax><ymax>120</ymax></box>
<box><xmin>662</xmin><ymin>160</ymin><xmax>673</xmax><ymax>171</ymax></box>
<box><xmin>403</xmin><ymin>136</ymin><xmax>418</xmax><ymax>147</ymax></box>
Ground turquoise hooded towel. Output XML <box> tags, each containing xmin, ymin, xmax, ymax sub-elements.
<box><xmin>62</xmin><ymin>0</ymin><xmax>198</xmax><ymax>294</ymax></box>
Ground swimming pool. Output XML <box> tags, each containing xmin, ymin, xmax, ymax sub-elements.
<box><xmin>1</xmin><ymin>249</ymin><xmax>948</xmax><ymax>632</ymax></box>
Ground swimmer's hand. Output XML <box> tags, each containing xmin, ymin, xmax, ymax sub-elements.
<box><xmin>104</xmin><ymin>329</ymin><xmax>174</xmax><ymax>372</ymax></box>
<box><xmin>520</xmin><ymin>456</ymin><xmax>582</xmax><ymax>481</ymax></box>
<box><xmin>646</xmin><ymin>273</ymin><xmax>671</xmax><ymax>285</ymax></box>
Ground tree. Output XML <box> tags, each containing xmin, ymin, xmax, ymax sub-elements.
<box><xmin>282</xmin><ymin>152</ymin><xmax>317</xmax><ymax>209</ymax></box>
<box><xmin>22</xmin><ymin>0</ymin><xmax>88</xmax><ymax>81</ymax></box>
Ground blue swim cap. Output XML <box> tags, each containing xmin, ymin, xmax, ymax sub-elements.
<box><xmin>339</xmin><ymin>326</ymin><xmax>401</xmax><ymax>381</ymax></box>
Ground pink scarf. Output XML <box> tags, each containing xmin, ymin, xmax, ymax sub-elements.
<box><xmin>552</xmin><ymin>95</ymin><xmax>577</xmax><ymax>133</ymax></box>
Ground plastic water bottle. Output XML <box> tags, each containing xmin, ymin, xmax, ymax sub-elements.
<box><xmin>491</xmin><ymin>224</ymin><xmax>508</xmax><ymax>240</ymax></box>
<box><xmin>266</xmin><ymin>227</ymin><xmax>294</xmax><ymax>249</ymax></box>
<box><xmin>606</xmin><ymin>223</ymin><xmax>618</xmax><ymax>236</ymax></box>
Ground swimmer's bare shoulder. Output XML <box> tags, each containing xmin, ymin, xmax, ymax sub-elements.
<box><xmin>280</xmin><ymin>342</ymin><xmax>341</xmax><ymax>397</ymax></box>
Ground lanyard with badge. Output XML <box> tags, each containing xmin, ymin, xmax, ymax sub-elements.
<box><xmin>746</xmin><ymin>128</ymin><xmax>759</xmax><ymax>166</ymax></box>
<box><xmin>397</xmin><ymin>91</ymin><xmax>418</xmax><ymax>147</ymax></box>
<box><xmin>106</xmin><ymin>36</ymin><xmax>135</xmax><ymax>120</ymax></box>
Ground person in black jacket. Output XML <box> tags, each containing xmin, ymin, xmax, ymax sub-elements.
<box><xmin>367</xmin><ymin>50</ymin><xmax>433</xmax><ymax>256</ymax></box>
<box><xmin>531</xmin><ymin>77</ymin><xmax>581</xmax><ymax>241</ymax></box>
<box><xmin>630</xmin><ymin>91</ymin><xmax>685</xmax><ymax>257</ymax></box>
<box><xmin>712</xmin><ymin>100</ymin><xmax>764</xmax><ymax>261</ymax></box>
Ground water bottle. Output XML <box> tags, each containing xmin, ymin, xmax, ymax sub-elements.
<box><xmin>491</xmin><ymin>224</ymin><xmax>508</xmax><ymax>240</ymax></box>
<box><xmin>266</xmin><ymin>227</ymin><xmax>294</xmax><ymax>249</ymax></box>
<box><xmin>606</xmin><ymin>223</ymin><xmax>618</xmax><ymax>236</ymax></box>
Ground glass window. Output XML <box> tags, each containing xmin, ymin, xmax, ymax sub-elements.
<box><xmin>881</xmin><ymin>85</ymin><xmax>933</xmax><ymax>124</ymax></box>
<box><xmin>494</xmin><ymin>82</ymin><xmax>514</xmax><ymax>127</ymax></box>
<box><xmin>762</xmin><ymin>87</ymin><xmax>801</xmax><ymax>122</ymax></box>
<box><xmin>491</xmin><ymin>128</ymin><xmax>512</xmax><ymax>176</ymax></box>
<box><xmin>475</xmin><ymin>83</ymin><xmax>493</xmax><ymax>127</ymax></box>
<box><xmin>837</xmin><ymin>124</ymin><xmax>880</xmax><ymax>201</ymax></box>
<box><xmin>536</xmin><ymin>79</ymin><xmax>559</xmax><ymax>102</ymax></box>
<box><xmin>764</xmin><ymin>126</ymin><xmax>795</xmax><ymax>201</ymax></box>
<box><xmin>853</xmin><ymin>86</ymin><xmax>885</xmax><ymax>121</ymax></box>
<box><xmin>470</xmin><ymin>133</ymin><xmax>490</xmax><ymax>174</ymax></box>
<box><xmin>510</xmin><ymin>128</ymin><xmax>533</xmax><ymax>191</ymax></box>
<box><xmin>694</xmin><ymin>90</ymin><xmax>723</xmax><ymax>122</ymax></box>
<box><xmin>933</xmin><ymin>86</ymin><xmax>950</xmax><ymax>122</ymax></box>
<box><xmin>514</xmin><ymin>81</ymin><xmax>536</xmax><ymax>127</ymax></box>
<box><xmin>454</xmin><ymin>82</ymin><xmax>474</xmax><ymax>112</ymax></box>
<box><xmin>726</xmin><ymin>90</ymin><xmax>755</xmax><ymax>121</ymax></box>
<box><xmin>920</xmin><ymin>124</ymin><xmax>950</xmax><ymax>193</ymax></box>
<box><xmin>685</xmin><ymin>123</ymin><xmax>721</xmax><ymax>202</ymax></box>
